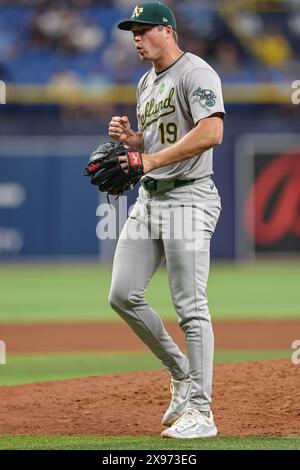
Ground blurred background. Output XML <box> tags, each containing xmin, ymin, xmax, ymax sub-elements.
<box><xmin>0</xmin><ymin>0</ymin><xmax>299</xmax><ymax>261</ymax></box>
<box><xmin>0</xmin><ymin>0</ymin><xmax>300</xmax><ymax>261</ymax></box>
<box><xmin>0</xmin><ymin>0</ymin><xmax>299</xmax><ymax>399</ymax></box>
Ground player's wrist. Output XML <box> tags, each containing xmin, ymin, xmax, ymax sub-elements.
<box><xmin>123</xmin><ymin>132</ymin><xmax>143</xmax><ymax>151</ymax></box>
<box><xmin>141</xmin><ymin>153</ymin><xmax>157</xmax><ymax>173</ymax></box>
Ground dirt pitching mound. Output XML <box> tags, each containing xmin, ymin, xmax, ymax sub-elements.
<box><xmin>0</xmin><ymin>359</ymin><xmax>299</xmax><ymax>436</ymax></box>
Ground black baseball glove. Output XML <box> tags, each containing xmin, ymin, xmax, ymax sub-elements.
<box><xmin>84</xmin><ymin>142</ymin><xmax>144</xmax><ymax>196</ymax></box>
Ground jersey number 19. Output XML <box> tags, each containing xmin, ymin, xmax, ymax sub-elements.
<box><xmin>159</xmin><ymin>122</ymin><xmax>178</xmax><ymax>144</ymax></box>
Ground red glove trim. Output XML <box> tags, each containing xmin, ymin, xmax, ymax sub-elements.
<box><xmin>127</xmin><ymin>152</ymin><xmax>142</xmax><ymax>167</ymax></box>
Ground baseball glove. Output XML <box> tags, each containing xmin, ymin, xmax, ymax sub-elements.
<box><xmin>84</xmin><ymin>142</ymin><xmax>144</xmax><ymax>196</ymax></box>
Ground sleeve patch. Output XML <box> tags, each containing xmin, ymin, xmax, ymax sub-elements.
<box><xmin>193</xmin><ymin>87</ymin><xmax>216</xmax><ymax>107</ymax></box>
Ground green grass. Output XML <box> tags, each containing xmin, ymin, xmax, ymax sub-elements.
<box><xmin>0</xmin><ymin>352</ymin><xmax>161</xmax><ymax>386</ymax></box>
<box><xmin>0</xmin><ymin>350</ymin><xmax>290</xmax><ymax>386</ymax></box>
<box><xmin>0</xmin><ymin>262</ymin><xmax>300</xmax><ymax>323</ymax></box>
<box><xmin>208</xmin><ymin>261</ymin><xmax>300</xmax><ymax>318</ymax></box>
<box><xmin>0</xmin><ymin>435</ymin><xmax>299</xmax><ymax>450</ymax></box>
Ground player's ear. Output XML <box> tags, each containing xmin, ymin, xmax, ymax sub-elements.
<box><xmin>165</xmin><ymin>25</ymin><xmax>173</xmax><ymax>38</ymax></box>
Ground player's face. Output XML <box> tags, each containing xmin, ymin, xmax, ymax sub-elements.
<box><xmin>131</xmin><ymin>24</ymin><xmax>166</xmax><ymax>62</ymax></box>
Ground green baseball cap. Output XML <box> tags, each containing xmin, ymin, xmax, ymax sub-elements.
<box><xmin>118</xmin><ymin>2</ymin><xmax>177</xmax><ymax>32</ymax></box>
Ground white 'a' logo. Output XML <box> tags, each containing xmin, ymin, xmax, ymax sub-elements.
<box><xmin>132</xmin><ymin>6</ymin><xmax>144</xmax><ymax>18</ymax></box>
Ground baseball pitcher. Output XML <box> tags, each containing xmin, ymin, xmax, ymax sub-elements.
<box><xmin>88</xmin><ymin>1</ymin><xmax>225</xmax><ymax>439</ymax></box>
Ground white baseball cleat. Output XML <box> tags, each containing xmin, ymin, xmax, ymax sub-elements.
<box><xmin>161</xmin><ymin>377</ymin><xmax>191</xmax><ymax>427</ymax></box>
<box><xmin>161</xmin><ymin>407</ymin><xmax>217</xmax><ymax>439</ymax></box>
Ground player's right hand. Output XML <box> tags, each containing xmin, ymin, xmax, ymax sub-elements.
<box><xmin>108</xmin><ymin>116</ymin><xmax>132</xmax><ymax>144</ymax></box>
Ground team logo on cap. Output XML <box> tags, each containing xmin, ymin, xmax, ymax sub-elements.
<box><xmin>131</xmin><ymin>6</ymin><xmax>144</xmax><ymax>18</ymax></box>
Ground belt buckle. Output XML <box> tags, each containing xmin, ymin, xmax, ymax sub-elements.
<box><xmin>143</xmin><ymin>179</ymin><xmax>175</xmax><ymax>193</ymax></box>
<box><xmin>156</xmin><ymin>180</ymin><xmax>175</xmax><ymax>193</ymax></box>
<box><xmin>143</xmin><ymin>180</ymin><xmax>156</xmax><ymax>192</ymax></box>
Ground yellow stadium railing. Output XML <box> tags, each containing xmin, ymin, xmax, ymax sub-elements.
<box><xmin>5</xmin><ymin>82</ymin><xmax>295</xmax><ymax>105</ymax></box>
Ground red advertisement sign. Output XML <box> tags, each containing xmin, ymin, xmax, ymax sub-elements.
<box><xmin>243</xmin><ymin>150</ymin><xmax>300</xmax><ymax>251</ymax></box>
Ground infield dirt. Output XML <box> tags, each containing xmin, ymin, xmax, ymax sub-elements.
<box><xmin>1</xmin><ymin>320</ymin><xmax>299</xmax><ymax>436</ymax></box>
<box><xmin>1</xmin><ymin>320</ymin><xmax>299</xmax><ymax>353</ymax></box>
<box><xmin>0</xmin><ymin>359</ymin><xmax>299</xmax><ymax>436</ymax></box>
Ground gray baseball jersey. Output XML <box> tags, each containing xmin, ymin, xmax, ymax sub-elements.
<box><xmin>136</xmin><ymin>52</ymin><xmax>225</xmax><ymax>180</ymax></box>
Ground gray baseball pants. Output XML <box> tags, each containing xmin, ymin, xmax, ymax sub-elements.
<box><xmin>108</xmin><ymin>176</ymin><xmax>221</xmax><ymax>411</ymax></box>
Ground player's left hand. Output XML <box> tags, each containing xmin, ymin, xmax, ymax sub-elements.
<box><xmin>84</xmin><ymin>142</ymin><xmax>144</xmax><ymax>196</ymax></box>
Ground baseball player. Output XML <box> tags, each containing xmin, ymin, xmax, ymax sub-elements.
<box><xmin>108</xmin><ymin>1</ymin><xmax>225</xmax><ymax>438</ymax></box>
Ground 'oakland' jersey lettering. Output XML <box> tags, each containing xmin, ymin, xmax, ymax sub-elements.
<box><xmin>140</xmin><ymin>87</ymin><xmax>175</xmax><ymax>128</ymax></box>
